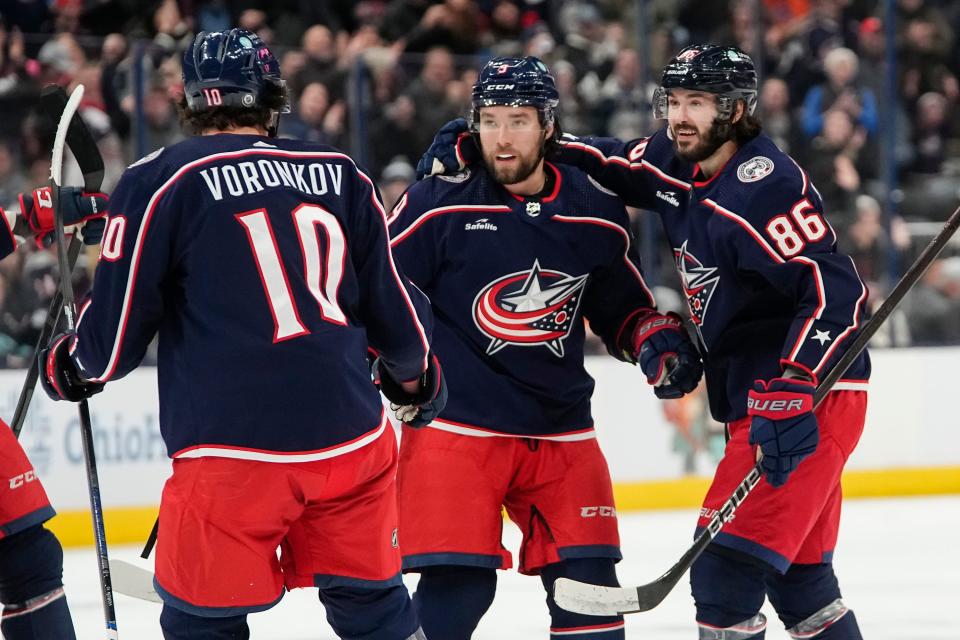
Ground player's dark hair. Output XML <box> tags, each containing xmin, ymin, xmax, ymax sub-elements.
<box><xmin>544</xmin><ymin>113</ymin><xmax>564</xmax><ymax>158</ymax></box>
<box><xmin>732</xmin><ymin>110</ymin><xmax>762</xmax><ymax>145</ymax></box>
<box><xmin>177</xmin><ymin>82</ymin><xmax>289</xmax><ymax>135</ymax></box>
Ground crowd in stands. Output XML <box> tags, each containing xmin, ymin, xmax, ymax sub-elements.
<box><xmin>1</xmin><ymin>0</ymin><xmax>959</xmax><ymax>366</ymax></box>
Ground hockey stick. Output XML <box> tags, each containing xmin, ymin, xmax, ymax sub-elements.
<box><xmin>11</xmin><ymin>84</ymin><xmax>105</xmax><ymax>439</ymax></box>
<box><xmin>554</xmin><ymin>202</ymin><xmax>960</xmax><ymax>616</ymax></box>
<box><xmin>49</xmin><ymin>85</ymin><xmax>120</xmax><ymax>638</ymax></box>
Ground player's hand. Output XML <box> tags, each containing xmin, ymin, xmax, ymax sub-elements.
<box><xmin>373</xmin><ymin>352</ymin><xmax>448</xmax><ymax>428</ymax></box>
<box><xmin>39</xmin><ymin>331</ymin><xmax>105</xmax><ymax>402</ymax></box>
<box><xmin>747</xmin><ymin>377</ymin><xmax>818</xmax><ymax>488</ymax></box>
<box><xmin>21</xmin><ymin>186</ymin><xmax>108</xmax><ymax>247</ymax></box>
<box><xmin>415</xmin><ymin>118</ymin><xmax>476</xmax><ymax>179</ymax></box>
<box><xmin>630</xmin><ymin>311</ymin><xmax>702</xmax><ymax>399</ymax></box>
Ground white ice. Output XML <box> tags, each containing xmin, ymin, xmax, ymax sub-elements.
<box><xmin>63</xmin><ymin>495</ymin><xmax>957</xmax><ymax>639</ymax></box>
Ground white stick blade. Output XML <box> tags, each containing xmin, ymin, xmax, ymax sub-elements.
<box><xmin>111</xmin><ymin>559</ymin><xmax>162</xmax><ymax>604</ymax></box>
<box><xmin>553</xmin><ymin>578</ymin><xmax>639</xmax><ymax>616</ymax></box>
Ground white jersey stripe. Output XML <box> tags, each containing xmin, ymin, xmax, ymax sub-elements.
<box><xmin>429</xmin><ymin>418</ymin><xmax>596</xmax><ymax>441</ymax></box>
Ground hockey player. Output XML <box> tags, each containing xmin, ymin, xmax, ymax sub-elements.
<box><xmin>0</xmin><ymin>186</ymin><xmax>106</xmax><ymax>640</ymax></box>
<box><xmin>388</xmin><ymin>56</ymin><xmax>703</xmax><ymax>639</ymax></box>
<box><xmin>418</xmin><ymin>45</ymin><xmax>869</xmax><ymax>639</ymax></box>
<box><xmin>39</xmin><ymin>28</ymin><xmax>440</xmax><ymax>640</ymax></box>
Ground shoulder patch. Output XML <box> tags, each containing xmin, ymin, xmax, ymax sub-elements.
<box><xmin>586</xmin><ymin>174</ymin><xmax>619</xmax><ymax>197</ymax></box>
<box><xmin>737</xmin><ymin>156</ymin><xmax>774</xmax><ymax>183</ymax></box>
<box><xmin>128</xmin><ymin>147</ymin><xmax>164</xmax><ymax>168</ymax></box>
<box><xmin>436</xmin><ymin>168</ymin><xmax>472</xmax><ymax>183</ymax></box>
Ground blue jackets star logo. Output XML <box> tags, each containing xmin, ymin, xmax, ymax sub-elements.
<box><xmin>472</xmin><ymin>260</ymin><xmax>588</xmax><ymax>357</ymax></box>
<box><xmin>675</xmin><ymin>241</ymin><xmax>720</xmax><ymax>326</ymax></box>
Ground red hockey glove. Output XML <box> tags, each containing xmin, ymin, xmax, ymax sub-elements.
<box><xmin>747</xmin><ymin>377</ymin><xmax>818</xmax><ymax>488</ymax></box>
<box><xmin>373</xmin><ymin>352</ymin><xmax>447</xmax><ymax>428</ymax></box>
<box><xmin>629</xmin><ymin>311</ymin><xmax>703</xmax><ymax>399</ymax></box>
<box><xmin>20</xmin><ymin>186</ymin><xmax>108</xmax><ymax>247</ymax></box>
<box><xmin>39</xmin><ymin>331</ymin><xmax>104</xmax><ymax>402</ymax></box>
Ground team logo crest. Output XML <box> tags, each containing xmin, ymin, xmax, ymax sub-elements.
<box><xmin>737</xmin><ymin>156</ymin><xmax>774</xmax><ymax>182</ymax></box>
<box><xmin>473</xmin><ymin>260</ymin><xmax>588</xmax><ymax>357</ymax></box>
<box><xmin>675</xmin><ymin>241</ymin><xmax>719</xmax><ymax>326</ymax></box>
<box><xmin>677</xmin><ymin>49</ymin><xmax>700</xmax><ymax>62</ymax></box>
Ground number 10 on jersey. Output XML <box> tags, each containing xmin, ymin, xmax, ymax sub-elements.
<box><xmin>236</xmin><ymin>204</ymin><xmax>348</xmax><ymax>342</ymax></box>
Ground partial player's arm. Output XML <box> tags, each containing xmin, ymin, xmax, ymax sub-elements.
<box><xmin>350</xmin><ymin>168</ymin><xmax>434</xmax><ymax>386</ymax></box>
<box><xmin>0</xmin><ymin>186</ymin><xmax>107</xmax><ymax>259</ymax></box>
<box><xmin>579</xmin><ymin>207</ymin><xmax>702</xmax><ymax>399</ymax></box>
<box><xmin>553</xmin><ymin>134</ymin><xmax>663</xmax><ymax>211</ymax></box>
<box><xmin>40</xmin><ymin>162</ymin><xmax>178</xmax><ymax>401</ymax></box>
<box><xmin>719</xmin><ymin>173</ymin><xmax>867</xmax><ymax>486</ymax></box>
<box><xmin>724</xmin><ymin>178</ymin><xmax>868</xmax><ymax>383</ymax></box>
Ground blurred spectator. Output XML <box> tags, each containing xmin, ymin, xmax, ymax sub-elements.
<box><xmin>402</xmin><ymin>46</ymin><xmax>461</xmax><ymax>138</ymax></box>
<box><xmin>279</xmin><ymin>82</ymin><xmax>346</xmax><ymax>147</ymax></box>
<box><xmin>759</xmin><ymin>76</ymin><xmax>798</xmax><ymax>154</ymax></box>
<box><xmin>293</xmin><ymin>24</ymin><xmax>346</xmax><ymax>101</ymax></box>
<box><xmin>910</xmin><ymin>92</ymin><xmax>951</xmax><ymax>175</ymax></box>
<box><xmin>898</xmin><ymin>12</ymin><xmax>959</xmax><ymax>107</ymax></box>
<box><xmin>484</xmin><ymin>0</ymin><xmax>524</xmax><ymax>58</ymax></box>
<box><xmin>840</xmin><ymin>194</ymin><xmax>908</xmax><ymax>289</ymax></box>
<box><xmin>801</xmin><ymin>47</ymin><xmax>877</xmax><ymax>139</ymax></box>
<box><xmin>400</xmin><ymin>0</ymin><xmax>481</xmax><ymax>55</ymax></box>
<box><xmin>803</xmin><ymin>108</ymin><xmax>874</xmax><ymax>221</ymax></box>
<box><xmin>591</xmin><ymin>48</ymin><xmax>651</xmax><ymax>139</ymax></box>
<box><xmin>379</xmin><ymin>157</ymin><xmax>415</xmax><ymax>211</ymax></box>
<box><xmin>0</xmin><ymin>141</ymin><xmax>26</xmax><ymax>208</ymax></box>
<box><xmin>904</xmin><ymin>256</ymin><xmax>960</xmax><ymax>345</ymax></box>
<box><xmin>552</xmin><ymin>60</ymin><xmax>590</xmax><ymax>136</ymax></box>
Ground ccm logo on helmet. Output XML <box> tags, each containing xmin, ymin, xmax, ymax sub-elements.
<box><xmin>485</xmin><ymin>84</ymin><xmax>515</xmax><ymax>90</ymax></box>
<box><xmin>747</xmin><ymin>398</ymin><xmax>805</xmax><ymax>412</ymax></box>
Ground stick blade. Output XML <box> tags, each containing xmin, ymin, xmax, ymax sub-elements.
<box><xmin>553</xmin><ymin>578</ymin><xmax>643</xmax><ymax>616</ymax></box>
<box><xmin>111</xmin><ymin>560</ymin><xmax>162</xmax><ymax>604</ymax></box>
<box><xmin>38</xmin><ymin>84</ymin><xmax>106</xmax><ymax>191</ymax></box>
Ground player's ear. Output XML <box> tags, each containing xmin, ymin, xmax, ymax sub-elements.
<box><xmin>732</xmin><ymin>99</ymin><xmax>745</xmax><ymax>124</ymax></box>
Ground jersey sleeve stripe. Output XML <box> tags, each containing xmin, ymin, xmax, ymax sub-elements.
<box><xmin>552</xmin><ymin>214</ymin><xmax>656</xmax><ymax>304</ymax></box>
<box><xmin>703</xmin><ymin>198</ymin><xmax>785</xmax><ymax>264</ymax></box>
<box><xmin>89</xmin><ymin>147</ymin><xmax>417</xmax><ymax>382</ymax></box>
<box><xmin>812</xmin><ymin>257</ymin><xmax>869</xmax><ymax>375</ymax></box>
<box><xmin>356</xmin><ymin>169</ymin><xmax>432</xmax><ymax>373</ymax></box>
<box><xmin>786</xmin><ymin>255</ymin><xmax>827</xmax><ymax>362</ymax></box>
<box><xmin>560</xmin><ymin>140</ymin><xmax>692</xmax><ymax>191</ymax></box>
<box><xmin>390</xmin><ymin>205</ymin><xmax>512</xmax><ymax>246</ymax></box>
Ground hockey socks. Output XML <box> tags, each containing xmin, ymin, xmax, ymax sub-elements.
<box><xmin>319</xmin><ymin>583</ymin><xmax>421</xmax><ymax>640</ymax></box>
<box><xmin>542</xmin><ymin>558</ymin><xmax>625</xmax><ymax>638</ymax></box>
<box><xmin>0</xmin><ymin>526</ymin><xmax>76</xmax><ymax>640</ymax></box>
<box><xmin>413</xmin><ymin>566</ymin><xmax>497</xmax><ymax>640</ymax></box>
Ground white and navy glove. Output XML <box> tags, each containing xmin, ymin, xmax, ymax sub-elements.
<box><xmin>415</xmin><ymin>118</ymin><xmax>476</xmax><ymax>179</ymax></box>
<box><xmin>627</xmin><ymin>311</ymin><xmax>703</xmax><ymax>399</ymax></box>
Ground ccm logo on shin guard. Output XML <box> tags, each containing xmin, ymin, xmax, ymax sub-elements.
<box><xmin>9</xmin><ymin>470</ymin><xmax>38</xmax><ymax>489</ymax></box>
<box><xmin>580</xmin><ymin>506</ymin><xmax>617</xmax><ymax>518</ymax></box>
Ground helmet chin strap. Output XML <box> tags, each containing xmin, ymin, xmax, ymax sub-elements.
<box><xmin>267</xmin><ymin>110</ymin><xmax>281</xmax><ymax>138</ymax></box>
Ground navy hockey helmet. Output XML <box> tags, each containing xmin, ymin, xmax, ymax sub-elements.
<box><xmin>470</xmin><ymin>56</ymin><xmax>560</xmax><ymax>132</ymax></box>
<box><xmin>182</xmin><ymin>28</ymin><xmax>290</xmax><ymax>115</ymax></box>
<box><xmin>653</xmin><ymin>44</ymin><xmax>758</xmax><ymax>121</ymax></box>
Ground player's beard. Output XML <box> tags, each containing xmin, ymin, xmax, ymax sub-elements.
<box><xmin>671</xmin><ymin>119</ymin><xmax>728</xmax><ymax>163</ymax></box>
<box><xmin>482</xmin><ymin>134</ymin><xmax>548</xmax><ymax>187</ymax></box>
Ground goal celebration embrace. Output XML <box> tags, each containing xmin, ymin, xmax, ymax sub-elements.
<box><xmin>3</xmin><ymin>3</ymin><xmax>959</xmax><ymax>639</ymax></box>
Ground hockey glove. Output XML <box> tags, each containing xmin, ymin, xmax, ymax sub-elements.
<box><xmin>20</xmin><ymin>186</ymin><xmax>108</xmax><ymax>247</ymax></box>
<box><xmin>747</xmin><ymin>378</ymin><xmax>819</xmax><ymax>488</ymax></box>
<box><xmin>373</xmin><ymin>352</ymin><xmax>448</xmax><ymax>428</ymax></box>
<box><xmin>39</xmin><ymin>331</ymin><xmax>104</xmax><ymax>402</ymax></box>
<box><xmin>629</xmin><ymin>311</ymin><xmax>703</xmax><ymax>399</ymax></box>
<box><xmin>415</xmin><ymin>118</ymin><xmax>477</xmax><ymax>179</ymax></box>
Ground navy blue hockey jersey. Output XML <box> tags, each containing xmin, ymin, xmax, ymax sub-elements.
<box><xmin>388</xmin><ymin>162</ymin><xmax>656</xmax><ymax>438</ymax></box>
<box><xmin>557</xmin><ymin>130</ymin><xmax>870</xmax><ymax>422</ymax></box>
<box><xmin>71</xmin><ymin>134</ymin><xmax>433</xmax><ymax>460</ymax></box>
